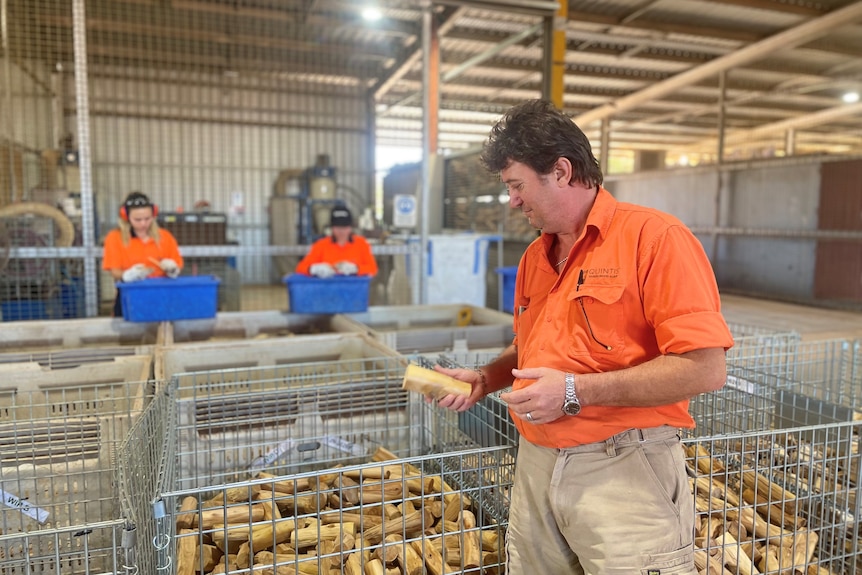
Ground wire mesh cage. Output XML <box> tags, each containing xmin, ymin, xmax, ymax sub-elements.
<box><xmin>730</xmin><ymin>338</ymin><xmax>861</xmax><ymax>412</ymax></box>
<box><xmin>337</xmin><ymin>304</ymin><xmax>515</xmax><ymax>356</ymax></box>
<box><xmin>118</xmin><ymin>356</ymin><xmax>515</xmax><ymax>574</ymax></box>
<box><xmin>155</xmin><ymin>332</ymin><xmax>401</xmax><ymax>381</ymax></box>
<box><xmin>0</xmin><ymin>377</ymin><xmax>155</xmax><ymax>574</ymax></box>
<box><xmin>0</xmin><ymin>519</ymin><xmax>134</xmax><ymax>575</ymax></box>
<box><xmin>430</xmin><ymin>352</ymin><xmax>862</xmax><ymax>575</ymax></box>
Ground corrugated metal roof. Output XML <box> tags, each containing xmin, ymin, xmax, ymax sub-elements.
<box><xmin>13</xmin><ymin>0</ymin><xmax>862</xmax><ymax>159</ymax></box>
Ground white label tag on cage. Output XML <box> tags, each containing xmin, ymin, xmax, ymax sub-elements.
<box><xmin>1</xmin><ymin>489</ymin><xmax>49</xmax><ymax>523</ymax></box>
<box><xmin>321</xmin><ymin>435</ymin><xmax>366</xmax><ymax>457</ymax></box>
<box><xmin>250</xmin><ymin>438</ymin><xmax>298</xmax><ymax>473</ymax></box>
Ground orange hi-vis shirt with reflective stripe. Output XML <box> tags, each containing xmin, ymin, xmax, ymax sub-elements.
<box><xmin>512</xmin><ymin>188</ymin><xmax>734</xmax><ymax>449</ymax></box>
<box><xmin>102</xmin><ymin>228</ymin><xmax>183</xmax><ymax>278</ymax></box>
<box><xmin>296</xmin><ymin>235</ymin><xmax>378</xmax><ymax>276</ymax></box>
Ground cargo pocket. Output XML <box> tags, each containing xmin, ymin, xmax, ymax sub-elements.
<box><xmin>639</xmin><ymin>544</ymin><xmax>696</xmax><ymax>575</ymax></box>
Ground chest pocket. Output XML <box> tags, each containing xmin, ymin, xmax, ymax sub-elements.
<box><xmin>566</xmin><ymin>282</ymin><xmax>626</xmax><ymax>357</ymax></box>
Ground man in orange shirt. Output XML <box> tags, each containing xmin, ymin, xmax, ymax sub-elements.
<box><xmin>434</xmin><ymin>100</ymin><xmax>733</xmax><ymax>574</ymax></box>
<box><xmin>103</xmin><ymin>192</ymin><xmax>183</xmax><ymax>316</ymax></box>
<box><xmin>296</xmin><ymin>206</ymin><xmax>377</xmax><ymax>278</ymax></box>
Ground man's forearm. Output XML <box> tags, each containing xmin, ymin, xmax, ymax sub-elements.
<box><xmin>479</xmin><ymin>345</ymin><xmax>518</xmax><ymax>393</ymax></box>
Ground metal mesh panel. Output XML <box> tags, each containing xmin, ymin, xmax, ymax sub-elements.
<box><xmin>0</xmin><ymin>378</ymin><xmax>153</xmax><ymax>575</ymax></box>
<box><xmin>118</xmin><ymin>356</ymin><xmax>515</xmax><ymax>573</ymax></box>
<box><xmin>0</xmin><ymin>519</ymin><xmax>131</xmax><ymax>575</ymax></box>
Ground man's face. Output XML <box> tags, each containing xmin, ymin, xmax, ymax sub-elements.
<box><xmin>502</xmin><ymin>161</ymin><xmax>558</xmax><ymax>231</ymax></box>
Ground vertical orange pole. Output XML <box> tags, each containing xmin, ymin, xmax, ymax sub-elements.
<box><xmin>549</xmin><ymin>3</ymin><xmax>567</xmax><ymax>109</ymax></box>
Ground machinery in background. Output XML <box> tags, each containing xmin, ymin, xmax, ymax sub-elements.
<box><xmin>269</xmin><ymin>154</ymin><xmax>351</xmax><ymax>280</ymax></box>
<box><xmin>270</xmin><ymin>154</ymin><xmax>345</xmax><ymax>246</ymax></box>
<box><xmin>0</xmin><ymin>202</ymin><xmax>81</xmax><ymax>320</ymax></box>
<box><xmin>157</xmin><ymin>210</ymin><xmax>241</xmax><ymax>311</ymax></box>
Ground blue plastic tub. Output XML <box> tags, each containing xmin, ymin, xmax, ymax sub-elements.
<box><xmin>495</xmin><ymin>266</ymin><xmax>518</xmax><ymax>314</ymax></box>
<box><xmin>1</xmin><ymin>300</ymin><xmax>48</xmax><ymax>321</ymax></box>
<box><xmin>284</xmin><ymin>274</ymin><xmax>371</xmax><ymax>314</ymax></box>
<box><xmin>117</xmin><ymin>276</ymin><xmax>220</xmax><ymax>322</ymax></box>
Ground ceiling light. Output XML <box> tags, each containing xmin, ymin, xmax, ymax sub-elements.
<box><xmin>842</xmin><ymin>91</ymin><xmax>859</xmax><ymax>104</ymax></box>
<box><xmin>361</xmin><ymin>7</ymin><xmax>382</xmax><ymax>22</ymax></box>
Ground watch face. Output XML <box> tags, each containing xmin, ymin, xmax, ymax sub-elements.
<box><xmin>562</xmin><ymin>400</ymin><xmax>581</xmax><ymax>416</ymax></box>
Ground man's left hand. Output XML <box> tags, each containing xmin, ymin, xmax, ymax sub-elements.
<box><xmin>501</xmin><ymin>367</ymin><xmax>567</xmax><ymax>424</ymax></box>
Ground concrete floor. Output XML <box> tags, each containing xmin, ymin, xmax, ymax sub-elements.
<box><xmin>721</xmin><ymin>293</ymin><xmax>862</xmax><ymax>341</ymax></box>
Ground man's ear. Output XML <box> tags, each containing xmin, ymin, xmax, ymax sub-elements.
<box><xmin>554</xmin><ymin>157</ymin><xmax>573</xmax><ymax>185</ymax></box>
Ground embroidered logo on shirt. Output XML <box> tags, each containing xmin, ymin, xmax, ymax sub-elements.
<box><xmin>647</xmin><ymin>570</ymin><xmax>660</xmax><ymax>575</ymax></box>
<box><xmin>585</xmin><ymin>267</ymin><xmax>620</xmax><ymax>279</ymax></box>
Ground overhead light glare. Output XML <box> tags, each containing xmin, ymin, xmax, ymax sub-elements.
<box><xmin>842</xmin><ymin>91</ymin><xmax>859</xmax><ymax>104</ymax></box>
<box><xmin>362</xmin><ymin>7</ymin><xmax>382</xmax><ymax>22</ymax></box>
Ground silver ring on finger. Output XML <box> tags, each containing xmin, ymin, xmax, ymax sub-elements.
<box><xmin>526</xmin><ymin>411</ymin><xmax>534</xmax><ymax>422</ymax></box>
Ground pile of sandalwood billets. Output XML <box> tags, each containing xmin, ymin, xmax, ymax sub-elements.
<box><xmin>173</xmin><ymin>447</ymin><xmax>505</xmax><ymax>575</ymax></box>
<box><xmin>686</xmin><ymin>442</ymin><xmax>845</xmax><ymax>575</ymax></box>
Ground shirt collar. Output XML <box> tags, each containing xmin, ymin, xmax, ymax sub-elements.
<box><xmin>539</xmin><ymin>186</ymin><xmax>616</xmax><ymax>255</ymax></box>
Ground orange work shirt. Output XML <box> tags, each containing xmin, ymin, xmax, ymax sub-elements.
<box><xmin>512</xmin><ymin>188</ymin><xmax>734</xmax><ymax>448</ymax></box>
<box><xmin>102</xmin><ymin>228</ymin><xmax>183</xmax><ymax>278</ymax></box>
<box><xmin>296</xmin><ymin>234</ymin><xmax>378</xmax><ymax>276</ymax></box>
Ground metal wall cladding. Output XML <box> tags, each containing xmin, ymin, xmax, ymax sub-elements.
<box><xmin>815</xmin><ymin>159</ymin><xmax>862</xmax><ymax>302</ymax></box>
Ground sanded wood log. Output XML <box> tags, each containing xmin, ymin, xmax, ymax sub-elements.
<box><xmin>344</xmin><ymin>467</ymin><xmax>390</xmax><ymax>481</ymax></box>
<box><xmin>410</xmin><ymin>538</ymin><xmax>447</xmax><ymax>575</ymax></box>
<box><xmin>175</xmin><ymin>529</ymin><xmax>197</xmax><ymax>575</ymax></box>
<box><xmin>235</xmin><ymin>541</ymin><xmax>251</xmax><ymax>569</ymax></box>
<box><xmin>375</xmin><ymin>534</ymin><xmax>403</xmax><ymax>565</ymax></box>
<box><xmin>740</xmin><ymin>471</ymin><xmax>796</xmax><ymax>512</ymax></box>
<box><xmin>319</xmin><ymin>510</ymin><xmax>383</xmax><ymax>527</ymax></box>
<box><xmin>291</xmin><ymin>522</ymin><xmax>356</xmax><ymax>550</ymax></box>
<box><xmin>402</xmin><ymin>364</ymin><xmax>471</xmax><ymax>398</ymax></box>
<box><xmin>364</xmin><ymin>558</ymin><xmax>385</xmax><ymax>575</ymax></box>
<box><xmin>460</xmin><ymin>510</ymin><xmax>481</xmax><ymax>570</ymax></box>
<box><xmin>205</xmin><ymin>483</ymin><xmax>262</xmax><ymax>508</ymax></box>
<box><xmin>344</xmin><ymin>552</ymin><xmax>363</xmax><ymax>575</ymax></box>
<box><xmin>742</xmin><ymin>488</ymin><xmax>801</xmax><ymax>530</ymax></box>
<box><xmin>480</xmin><ymin>529</ymin><xmax>500</xmax><ymax>552</ymax></box>
<box><xmin>694</xmin><ymin>548</ymin><xmax>732</xmax><ymax>575</ymax></box>
<box><xmin>194</xmin><ymin>543</ymin><xmax>220</xmax><ymax>572</ymax></box>
<box><xmin>196</xmin><ymin>502</ymin><xmax>265</xmax><ymax>530</ymax></box>
<box><xmin>258</xmin><ymin>473</ymin><xmax>313</xmax><ymax>495</ymax></box>
<box><xmin>398</xmin><ymin>535</ymin><xmax>425</xmax><ymax>575</ymax></box>
<box><xmin>245</xmin><ymin>517</ymin><xmax>300</xmax><ymax>552</ymax></box>
<box><xmin>363</xmin><ymin>510</ymin><xmax>431</xmax><ymax>545</ymax></box>
<box><xmin>176</xmin><ymin>495</ymin><xmax>199</xmax><ymax>529</ymax></box>
<box><xmin>717</xmin><ymin>531</ymin><xmax>760</xmax><ymax>575</ymax></box>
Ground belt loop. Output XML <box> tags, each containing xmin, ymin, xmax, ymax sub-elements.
<box><xmin>636</xmin><ymin>428</ymin><xmax>646</xmax><ymax>441</ymax></box>
<box><xmin>605</xmin><ymin>437</ymin><xmax>616</xmax><ymax>457</ymax></box>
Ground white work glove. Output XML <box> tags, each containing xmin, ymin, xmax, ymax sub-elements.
<box><xmin>309</xmin><ymin>262</ymin><xmax>336</xmax><ymax>278</ymax></box>
<box><xmin>121</xmin><ymin>263</ymin><xmax>152</xmax><ymax>282</ymax></box>
<box><xmin>335</xmin><ymin>261</ymin><xmax>359</xmax><ymax>276</ymax></box>
<box><xmin>160</xmin><ymin>258</ymin><xmax>181</xmax><ymax>278</ymax></box>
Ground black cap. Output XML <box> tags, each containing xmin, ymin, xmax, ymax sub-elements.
<box><xmin>330</xmin><ymin>206</ymin><xmax>353</xmax><ymax>227</ymax></box>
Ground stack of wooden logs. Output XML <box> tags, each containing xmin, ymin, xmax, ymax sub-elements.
<box><xmin>686</xmin><ymin>442</ymin><xmax>847</xmax><ymax>575</ymax></box>
<box><xmin>173</xmin><ymin>447</ymin><xmax>505</xmax><ymax>575</ymax></box>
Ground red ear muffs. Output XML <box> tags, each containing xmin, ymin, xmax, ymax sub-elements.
<box><xmin>120</xmin><ymin>203</ymin><xmax>158</xmax><ymax>221</ymax></box>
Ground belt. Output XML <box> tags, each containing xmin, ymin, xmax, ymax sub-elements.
<box><xmin>560</xmin><ymin>425</ymin><xmax>680</xmax><ymax>457</ymax></box>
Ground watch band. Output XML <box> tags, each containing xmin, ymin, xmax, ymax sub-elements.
<box><xmin>565</xmin><ymin>373</ymin><xmax>578</xmax><ymax>401</ymax></box>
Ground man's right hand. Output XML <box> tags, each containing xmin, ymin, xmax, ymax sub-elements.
<box><xmin>121</xmin><ymin>264</ymin><xmax>152</xmax><ymax>282</ymax></box>
<box><xmin>309</xmin><ymin>263</ymin><xmax>336</xmax><ymax>278</ymax></box>
<box><xmin>430</xmin><ymin>365</ymin><xmax>487</xmax><ymax>412</ymax></box>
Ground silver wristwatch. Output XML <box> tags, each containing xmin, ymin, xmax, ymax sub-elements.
<box><xmin>561</xmin><ymin>373</ymin><xmax>582</xmax><ymax>416</ymax></box>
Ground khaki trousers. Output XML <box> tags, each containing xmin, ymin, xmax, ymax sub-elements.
<box><xmin>506</xmin><ymin>426</ymin><xmax>696</xmax><ymax>575</ymax></box>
